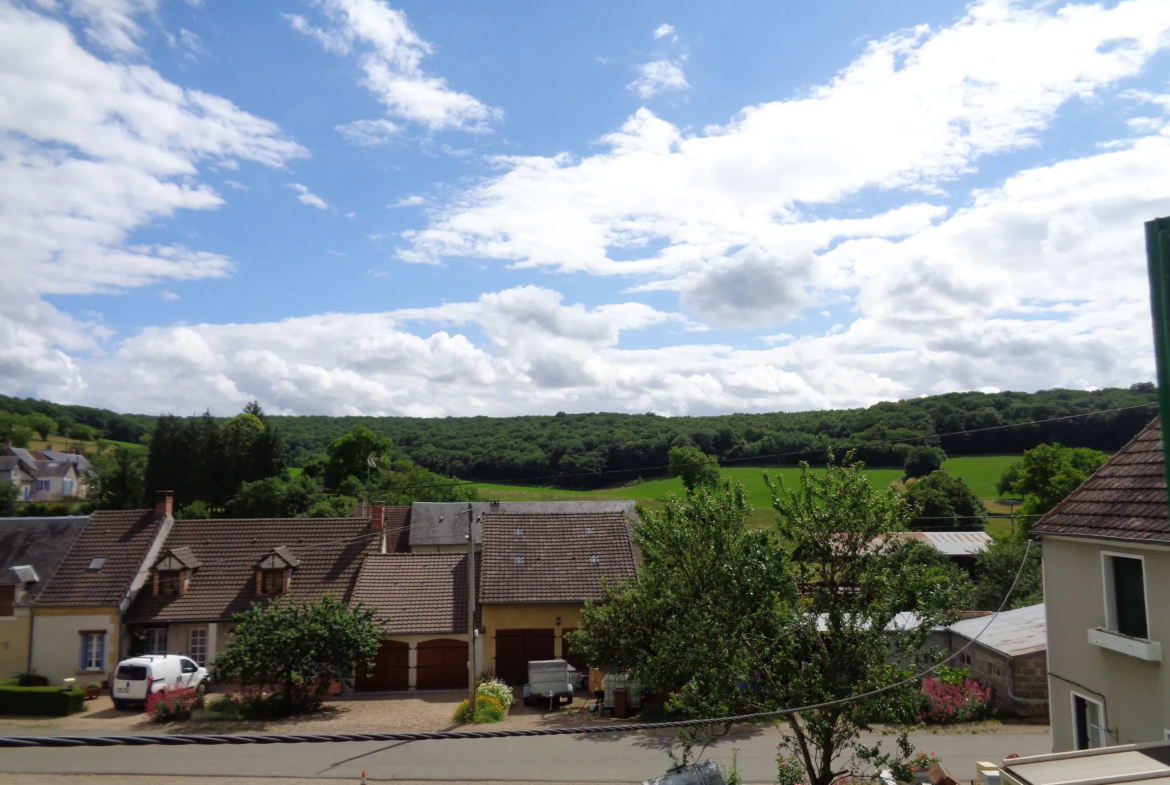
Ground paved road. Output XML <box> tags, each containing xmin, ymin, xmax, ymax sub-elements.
<box><xmin>0</xmin><ymin>726</ymin><xmax>1049</xmax><ymax>783</ymax></box>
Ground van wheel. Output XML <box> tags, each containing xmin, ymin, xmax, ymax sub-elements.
<box><xmin>196</xmin><ymin>681</ymin><xmax>208</xmax><ymax>696</ymax></box>
<box><xmin>112</xmin><ymin>699</ymin><xmax>128</xmax><ymax>711</ymax></box>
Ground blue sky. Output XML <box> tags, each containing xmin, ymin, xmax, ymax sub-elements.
<box><xmin>3</xmin><ymin>0</ymin><xmax>1170</xmax><ymax>417</ymax></box>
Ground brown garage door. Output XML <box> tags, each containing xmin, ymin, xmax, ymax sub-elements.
<box><xmin>355</xmin><ymin>640</ymin><xmax>409</xmax><ymax>692</ymax></box>
<box><xmin>417</xmin><ymin>638</ymin><xmax>469</xmax><ymax>690</ymax></box>
<box><xmin>494</xmin><ymin>628</ymin><xmax>555</xmax><ymax>685</ymax></box>
<box><xmin>560</xmin><ymin>628</ymin><xmax>587</xmax><ymax>672</ymax></box>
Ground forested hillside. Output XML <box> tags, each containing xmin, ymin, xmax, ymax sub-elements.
<box><xmin>1</xmin><ymin>386</ymin><xmax>1157</xmax><ymax>489</ymax></box>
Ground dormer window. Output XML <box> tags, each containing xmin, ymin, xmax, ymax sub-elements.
<box><xmin>256</xmin><ymin>546</ymin><xmax>299</xmax><ymax>596</ymax></box>
<box><xmin>152</xmin><ymin>547</ymin><xmax>201</xmax><ymax>597</ymax></box>
<box><xmin>158</xmin><ymin>570</ymin><xmax>182</xmax><ymax>595</ymax></box>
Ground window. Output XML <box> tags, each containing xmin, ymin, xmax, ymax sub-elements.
<box><xmin>0</xmin><ymin>586</ymin><xmax>14</xmax><ymax>616</ymax></box>
<box><xmin>991</xmin><ymin>664</ymin><xmax>1003</xmax><ymax>678</ymax></box>
<box><xmin>1073</xmin><ymin>693</ymin><xmax>1105</xmax><ymax>750</ymax></box>
<box><xmin>180</xmin><ymin>658</ymin><xmax>197</xmax><ymax>675</ymax></box>
<box><xmin>158</xmin><ymin>570</ymin><xmax>182</xmax><ymax>596</ymax></box>
<box><xmin>34</xmin><ymin>479</ymin><xmax>50</xmax><ymax>492</ymax></box>
<box><xmin>63</xmin><ymin>479</ymin><xmax>74</xmax><ymax>495</ymax></box>
<box><xmin>189</xmin><ymin>628</ymin><xmax>207</xmax><ymax>666</ymax></box>
<box><xmin>960</xmin><ymin>652</ymin><xmax>972</xmax><ymax>666</ymax></box>
<box><xmin>87</xmin><ymin>557</ymin><xmax>106</xmax><ymax>571</ymax></box>
<box><xmin>80</xmin><ymin>632</ymin><xmax>105</xmax><ymax>672</ymax></box>
<box><xmin>141</xmin><ymin>627</ymin><xmax>167</xmax><ymax>655</ymax></box>
<box><xmin>262</xmin><ymin>569</ymin><xmax>284</xmax><ymax>594</ymax></box>
<box><xmin>1103</xmin><ymin>554</ymin><xmax>1148</xmax><ymax>639</ymax></box>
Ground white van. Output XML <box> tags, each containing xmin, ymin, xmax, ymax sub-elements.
<box><xmin>112</xmin><ymin>654</ymin><xmax>209</xmax><ymax>710</ymax></box>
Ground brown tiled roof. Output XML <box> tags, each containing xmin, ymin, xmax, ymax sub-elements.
<box><xmin>36</xmin><ymin>509</ymin><xmax>166</xmax><ymax>607</ymax></box>
<box><xmin>351</xmin><ymin>553</ymin><xmax>481</xmax><ymax>634</ymax></box>
<box><xmin>480</xmin><ymin>511</ymin><xmax>637</xmax><ymax>604</ymax></box>
<box><xmin>384</xmin><ymin>506</ymin><xmax>411</xmax><ymax>553</ymax></box>
<box><xmin>124</xmin><ymin>517</ymin><xmax>378</xmax><ymax>623</ymax></box>
<box><xmin>1033</xmin><ymin>418</ymin><xmax>1170</xmax><ymax>544</ymax></box>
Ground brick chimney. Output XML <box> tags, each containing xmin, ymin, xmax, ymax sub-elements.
<box><xmin>369</xmin><ymin>502</ymin><xmax>385</xmax><ymax>532</ymax></box>
<box><xmin>155</xmin><ymin>490</ymin><xmax>173</xmax><ymax>517</ymax></box>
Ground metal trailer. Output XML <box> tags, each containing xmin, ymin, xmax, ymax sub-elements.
<box><xmin>524</xmin><ymin>659</ymin><xmax>573</xmax><ymax>709</ymax></box>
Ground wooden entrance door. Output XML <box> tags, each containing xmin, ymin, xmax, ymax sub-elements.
<box><xmin>355</xmin><ymin>640</ymin><xmax>409</xmax><ymax>691</ymax></box>
<box><xmin>416</xmin><ymin>638</ymin><xmax>468</xmax><ymax>690</ymax></box>
<box><xmin>494</xmin><ymin>628</ymin><xmax>555</xmax><ymax>685</ymax></box>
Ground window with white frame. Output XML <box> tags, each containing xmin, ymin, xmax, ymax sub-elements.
<box><xmin>63</xmin><ymin>478</ymin><xmax>74</xmax><ymax>495</ymax></box>
<box><xmin>1073</xmin><ymin>693</ymin><xmax>1105</xmax><ymax>750</ymax></box>
<box><xmin>1102</xmin><ymin>553</ymin><xmax>1149</xmax><ymax>639</ymax></box>
<box><xmin>80</xmin><ymin>632</ymin><xmax>105</xmax><ymax>672</ymax></box>
<box><xmin>189</xmin><ymin>628</ymin><xmax>208</xmax><ymax>666</ymax></box>
<box><xmin>142</xmin><ymin>627</ymin><xmax>167</xmax><ymax>655</ymax></box>
<box><xmin>34</xmin><ymin>480</ymin><xmax>50</xmax><ymax>492</ymax></box>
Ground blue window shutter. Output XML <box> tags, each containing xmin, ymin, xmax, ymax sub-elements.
<box><xmin>80</xmin><ymin>635</ymin><xmax>86</xmax><ymax>671</ymax></box>
<box><xmin>99</xmin><ymin>634</ymin><xmax>105</xmax><ymax>672</ymax></box>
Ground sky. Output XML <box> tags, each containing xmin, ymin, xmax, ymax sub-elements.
<box><xmin>2</xmin><ymin>0</ymin><xmax>1170</xmax><ymax>418</ymax></box>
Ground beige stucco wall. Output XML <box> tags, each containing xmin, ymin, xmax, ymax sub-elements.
<box><xmin>1043</xmin><ymin>536</ymin><xmax>1170</xmax><ymax>751</ymax></box>
<box><xmin>481</xmin><ymin>603</ymin><xmax>584</xmax><ymax>676</ymax></box>
<box><xmin>0</xmin><ymin>608</ymin><xmax>32</xmax><ymax>677</ymax></box>
<box><xmin>29</xmin><ymin>606</ymin><xmax>120</xmax><ymax>686</ymax></box>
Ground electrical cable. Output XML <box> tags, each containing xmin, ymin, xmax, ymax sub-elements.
<box><xmin>0</xmin><ymin>540</ymin><xmax>1037</xmax><ymax>749</ymax></box>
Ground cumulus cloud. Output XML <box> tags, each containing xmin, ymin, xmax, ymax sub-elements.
<box><xmin>287</xmin><ymin>183</ymin><xmax>331</xmax><ymax>210</ymax></box>
<box><xmin>677</xmin><ymin>248</ymin><xmax>816</xmax><ymax>328</ymax></box>
<box><xmin>628</xmin><ymin>59</ymin><xmax>689</xmax><ymax>98</ymax></box>
<box><xmin>288</xmin><ymin>0</ymin><xmax>501</xmax><ymax>132</ymax></box>
<box><xmin>653</xmin><ymin>23</ymin><xmax>675</xmax><ymax>39</ymax></box>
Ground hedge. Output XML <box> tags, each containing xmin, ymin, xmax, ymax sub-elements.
<box><xmin>0</xmin><ymin>679</ymin><xmax>86</xmax><ymax>716</ymax></box>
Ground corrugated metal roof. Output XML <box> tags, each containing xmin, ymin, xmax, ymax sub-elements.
<box><xmin>1004</xmin><ymin>741</ymin><xmax>1170</xmax><ymax>784</ymax></box>
<box><xmin>901</xmin><ymin>531</ymin><xmax>990</xmax><ymax>556</ymax></box>
<box><xmin>946</xmin><ymin>602</ymin><xmax>1046</xmax><ymax>656</ymax></box>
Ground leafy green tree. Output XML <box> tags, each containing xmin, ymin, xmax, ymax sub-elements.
<box><xmin>26</xmin><ymin>414</ymin><xmax>56</xmax><ymax>440</ymax></box>
<box><xmin>1005</xmin><ymin>443</ymin><xmax>1109</xmax><ymax>528</ymax></box>
<box><xmin>323</xmin><ymin>426</ymin><xmax>394</xmax><ymax>491</ymax></box>
<box><xmin>91</xmin><ymin>447</ymin><xmax>146</xmax><ymax>510</ymax></box>
<box><xmin>0</xmin><ymin>482</ymin><xmax>20</xmax><ymax>517</ymax></box>
<box><xmin>904</xmin><ymin>470</ymin><xmax>985</xmax><ymax>528</ymax></box>
<box><xmin>176</xmin><ymin>500</ymin><xmax>213</xmax><ymax>520</ymax></box>
<box><xmin>228</xmin><ymin>474</ymin><xmax>316</xmax><ymax>518</ymax></box>
<box><xmin>972</xmin><ymin>534</ymin><xmax>1043</xmax><ymax>610</ymax></box>
<box><xmin>0</xmin><ymin>414</ymin><xmax>33</xmax><ymax>448</ymax></box>
<box><xmin>213</xmin><ymin>596</ymin><xmax>384</xmax><ymax>715</ymax></box>
<box><xmin>573</xmin><ymin>462</ymin><xmax>971</xmax><ymax>785</ymax></box>
<box><xmin>369</xmin><ymin>460</ymin><xmax>479</xmax><ymax>504</ymax></box>
<box><xmin>68</xmin><ymin>423</ymin><xmax>100</xmax><ymax>441</ymax></box>
<box><xmin>903</xmin><ymin>445</ymin><xmax>946</xmax><ymax>479</ymax></box>
<box><xmin>995</xmin><ymin>463</ymin><xmax>1021</xmax><ymax>497</ymax></box>
<box><xmin>667</xmin><ymin>445</ymin><xmax>720</xmax><ymax>494</ymax></box>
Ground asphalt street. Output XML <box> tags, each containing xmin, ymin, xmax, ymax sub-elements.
<box><xmin>0</xmin><ymin>726</ymin><xmax>1050</xmax><ymax>783</ymax></box>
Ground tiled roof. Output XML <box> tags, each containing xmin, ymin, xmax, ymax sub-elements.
<box><xmin>124</xmin><ymin>517</ymin><xmax>378</xmax><ymax>623</ymax></box>
<box><xmin>409</xmin><ymin>500</ymin><xmax>637</xmax><ymax>547</ymax></box>
<box><xmin>479</xmin><ymin>511</ymin><xmax>637</xmax><ymax>604</ymax></box>
<box><xmin>36</xmin><ymin>509</ymin><xmax>166</xmax><ymax>607</ymax></box>
<box><xmin>1033</xmin><ymin>418</ymin><xmax>1170</xmax><ymax>544</ymax></box>
<box><xmin>0</xmin><ymin>517</ymin><xmax>88</xmax><ymax>599</ymax></box>
<box><xmin>384</xmin><ymin>505</ymin><xmax>411</xmax><ymax>553</ymax></box>
<box><xmin>351</xmin><ymin>553</ymin><xmax>481</xmax><ymax>634</ymax></box>
<box><xmin>946</xmin><ymin>603</ymin><xmax>1046</xmax><ymax>657</ymax></box>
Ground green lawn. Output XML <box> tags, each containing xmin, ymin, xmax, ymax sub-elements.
<box><xmin>940</xmin><ymin>455</ymin><xmax>1019</xmax><ymax>498</ymax></box>
<box><xmin>288</xmin><ymin>467</ymin><xmax>304</xmax><ymax>478</ymax></box>
<box><xmin>472</xmin><ymin>456</ymin><xmax>1022</xmax><ymax>532</ymax></box>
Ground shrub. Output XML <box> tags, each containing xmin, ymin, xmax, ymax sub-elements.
<box><xmin>16</xmin><ymin>674</ymin><xmax>49</xmax><ymax>687</ymax></box>
<box><xmin>0</xmin><ymin>681</ymin><xmax>85</xmax><ymax>716</ymax></box>
<box><xmin>190</xmin><ymin>694</ymin><xmax>243</xmax><ymax>722</ymax></box>
<box><xmin>918</xmin><ymin>677</ymin><xmax>993</xmax><ymax>724</ymax></box>
<box><xmin>146</xmin><ymin>686</ymin><xmax>204</xmax><ymax>723</ymax></box>
<box><xmin>475</xmin><ymin>677</ymin><xmax>514</xmax><ymax>710</ymax></box>
<box><xmin>453</xmin><ymin>694</ymin><xmax>506</xmax><ymax>724</ymax></box>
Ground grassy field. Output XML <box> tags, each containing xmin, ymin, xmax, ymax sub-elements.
<box><xmin>27</xmin><ymin>437</ymin><xmax>146</xmax><ymax>455</ymax></box>
<box><xmin>472</xmin><ymin>456</ymin><xmax>1021</xmax><ymax>532</ymax></box>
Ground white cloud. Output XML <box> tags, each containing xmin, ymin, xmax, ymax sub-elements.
<box><xmin>289</xmin><ymin>0</ymin><xmax>501</xmax><ymax>132</ymax></box>
<box><xmin>390</xmin><ymin>195</ymin><xmax>426</xmax><ymax>208</ymax></box>
<box><xmin>287</xmin><ymin>183</ymin><xmax>331</xmax><ymax>210</ymax></box>
<box><xmin>223</xmin><ymin>180</ymin><xmax>248</xmax><ymax>190</ymax></box>
<box><xmin>653</xmin><ymin>23</ymin><xmax>675</xmax><ymax>39</ymax></box>
<box><xmin>58</xmin><ymin>0</ymin><xmax>157</xmax><ymax>54</ymax></box>
<box><xmin>628</xmin><ymin>59</ymin><xmax>689</xmax><ymax>98</ymax></box>
<box><xmin>334</xmin><ymin>117</ymin><xmax>402</xmax><ymax>145</ymax></box>
<box><xmin>158</xmin><ymin>290</ymin><xmax>179</xmax><ymax>300</ymax></box>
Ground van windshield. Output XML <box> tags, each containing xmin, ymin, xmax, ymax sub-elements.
<box><xmin>115</xmin><ymin>665</ymin><xmax>148</xmax><ymax>681</ymax></box>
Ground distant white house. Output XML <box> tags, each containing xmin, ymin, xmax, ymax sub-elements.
<box><xmin>0</xmin><ymin>446</ymin><xmax>94</xmax><ymax>501</ymax></box>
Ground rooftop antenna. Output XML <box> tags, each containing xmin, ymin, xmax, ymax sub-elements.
<box><xmin>366</xmin><ymin>452</ymin><xmax>378</xmax><ymax>487</ymax></box>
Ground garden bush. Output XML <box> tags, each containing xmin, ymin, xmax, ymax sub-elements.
<box><xmin>475</xmin><ymin>677</ymin><xmax>514</xmax><ymax>710</ymax></box>
<box><xmin>0</xmin><ymin>680</ymin><xmax>85</xmax><ymax>716</ymax></box>
<box><xmin>919</xmin><ymin>676</ymin><xmax>993</xmax><ymax>724</ymax></box>
<box><xmin>146</xmin><ymin>686</ymin><xmax>204</xmax><ymax>723</ymax></box>
<box><xmin>453</xmin><ymin>694</ymin><xmax>506</xmax><ymax>724</ymax></box>
<box><xmin>16</xmin><ymin>674</ymin><xmax>49</xmax><ymax>687</ymax></box>
<box><xmin>190</xmin><ymin>694</ymin><xmax>243</xmax><ymax>722</ymax></box>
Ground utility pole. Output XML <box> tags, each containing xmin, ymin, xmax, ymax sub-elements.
<box><xmin>467</xmin><ymin>503</ymin><xmax>477</xmax><ymax>718</ymax></box>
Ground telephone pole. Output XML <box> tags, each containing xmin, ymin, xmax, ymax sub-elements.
<box><xmin>467</xmin><ymin>503</ymin><xmax>477</xmax><ymax>717</ymax></box>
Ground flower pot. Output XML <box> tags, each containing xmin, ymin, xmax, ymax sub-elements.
<box><xmin>84</xmin><ymin>686</ymin><xmax>101</xmax><ymax>700</ymax></box>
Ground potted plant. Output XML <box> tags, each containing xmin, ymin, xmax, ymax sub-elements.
<box><xmin>84</xmin><ymin>682</ymin><xmax>101</xmax><ymax>700</ymax></box>
<box><xmin>890</xmin><ymin>752</ymin><xmax>941</xmax><ymax>784</ymax></box>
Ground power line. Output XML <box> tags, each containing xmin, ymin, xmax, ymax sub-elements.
<box><xmin>0</xmin><ymin>540</ymin><xmax>1038</xmax><ymax>750</ymax></box>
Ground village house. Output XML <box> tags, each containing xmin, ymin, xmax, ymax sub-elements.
<box><xmin>1</xmin><ymin>446</ymin><xmax>94</xmax><ymax>502</ymax></box>
<box><xmin>405</xmin><ymin>500</ymin><xmax>637</xmax><ymax>554</ymax></box>
<box><xmin>1033</xmin><ymin>418</ymin><xmax>1170</xmax><ymax>751</ymax></box>
<box><xmin>940</xmin><ymin>603</ymin><xmax>1048</xmax><ymax>718</ymax></box>
<box><xmin>31</xmin><ymin>497</ymin><xmax>173</xmax><ymax>685</ymax></box>
<box><xmin>0</xmin><ymin>516</ymin><xmax>89</xmax><ymax>677</ymax></box>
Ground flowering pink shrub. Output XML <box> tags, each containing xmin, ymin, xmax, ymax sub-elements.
<box><xmin>918</xmin><ymin>677</ymin><xmax>993</xmax><ymax>724</ymax></box>
<box><xmin>146</xmin><ymin>686</ymin><xmax>203</xmax><ymax>723</ymax></box>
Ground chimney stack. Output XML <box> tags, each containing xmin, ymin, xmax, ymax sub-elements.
<box><xmin>369</xmin><ymin>502</ymin><xmax>385</xmax><ymax>532</ymax></box>
<box><xmin>156</xmin><ymin>490</ymin><xmax>173</xmax><ymax>517</ymax></box>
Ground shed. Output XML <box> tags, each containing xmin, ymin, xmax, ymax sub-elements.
<box><xmin>944</xmin><ymin>603</ymin><xmax>1048</xmax><ymax>717</ymax></box>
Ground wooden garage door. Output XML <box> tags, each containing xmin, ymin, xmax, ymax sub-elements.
<box><xmin>355</xmin><ymin>640</ymin><xmax>409</xmax><ymax>692</ymax></box>
<box><xmin>494</xmin><ymin>628</ymin><xmax>555</xmax><ymax>685</ymax></box>
<box><xmin>560</xmin><ymin>628</ymin><xmax>587</xmax><ymax>672</ymax></box>
<box><xmin>417</xmin><ymin>638</ymin><xmax>468</xmax><ymax>690</ymax></box>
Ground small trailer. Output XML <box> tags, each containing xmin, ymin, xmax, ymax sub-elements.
<box><xmin>523</xmin><ymin>659</ymin><xmax>574</xmax><ymax>709</ymax></box>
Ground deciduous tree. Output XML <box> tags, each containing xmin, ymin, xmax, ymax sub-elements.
<box><xmin>903</xmin><ymin>445</ymin><xmax>946</xmax><ymax>480</ymax></box>
<box><xmin>903</xmin><ymin>470</ymin><xmax>984</xmax><ymax>528</ymax></box>
<box><xmin>667</xmin><ymin>445</ymin><xmax>720</xmax><ymax>494</ymax></box>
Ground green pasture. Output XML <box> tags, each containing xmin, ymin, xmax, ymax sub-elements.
<box><xmin>940</xmin><ymin>455</ymin><xmax>1018</xmax><ymax>498</ymax></box>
